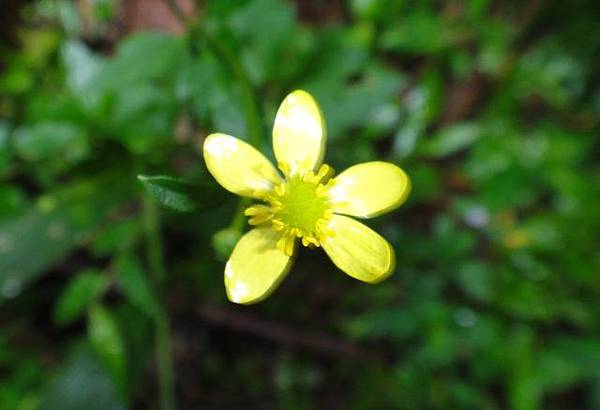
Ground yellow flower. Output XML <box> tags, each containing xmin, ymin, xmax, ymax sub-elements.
<box><xmin>203</xmin><ymin>90</ymin><xmax>411</xmax><ymax>304</ymax></box>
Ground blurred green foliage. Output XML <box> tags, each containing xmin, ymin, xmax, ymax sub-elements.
<box><xmin>1</xmin><ymin>0</ymin><xmax>599</xmax><ymax>409</ymax></box>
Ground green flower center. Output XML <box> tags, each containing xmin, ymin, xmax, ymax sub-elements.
<box><xmin>275</xmin><ymin>176</ymin><xmax>329</xmax><ymax>235</ymax></box>
<box><xmin>244</xmin><ymin>164</ymin><xmax>334</xmax><ymax>255</ymax></box>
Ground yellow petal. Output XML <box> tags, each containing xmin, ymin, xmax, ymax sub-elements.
<box><xmin>321</xmin><ymin>215</ymin><xmax>395</xmax><ymax>283</ymax></box>
<box><xmin>273</xmin><ymin>90</ymin><xmax>326</xmax><ymax>175</ymax></box>
<box><xmin>203</xmin><ymin>133</ymin><xmax>282</xmax><ymax>198</ymax></box>
<box><xmin>328</xmin><ymin>161</ymin><xmax>410</xmax><ymax>218</ymax></box>
<box><xmin>224</xmin><ymin>227</ymin><xmax>293</xmax><ymax>304</ymax></box>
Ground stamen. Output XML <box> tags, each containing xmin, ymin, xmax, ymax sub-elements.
<box><xmin>245</xmin><ymin>163</ymin><xmax>336</xmax><ymax>249</ymax></box>
<box><xmin>277</xmin><ymin>233</ymin><xmax>296</xmax><ymax>256</ymax></box>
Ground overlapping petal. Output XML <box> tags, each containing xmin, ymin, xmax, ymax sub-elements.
<box><xmin>328</xmin><ymin>161</ymin><xmax>410</xmax><ymax>218</ymax></box>
<box><xmin>321</xmin><ymin>215</ymin><xmax>395</xmax><ymax>283</ymax></box>
<box><xmin>224</xmin><ymin>227</ymin><xmax>293</xmax><ymax>304</ymax></box>
<box><xmin>273</xmin><ymin>90</ymin><xmax>326</xmax><ymax>176</ymax></box>
<box><xmin>203</xmin><ymin>133</ymin><xmax>282</xmax><ymax>198</ymax></box>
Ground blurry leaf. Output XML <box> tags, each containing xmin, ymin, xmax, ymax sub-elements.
<box><xmin>206</xmin><ymin>0</ymin><xmax>253</xmax><ymax>20</ymax></box>
<box><xmin>422</xmin><ymin>122</ymin><xmax>481</xmax><ymax>157</ymax></box>
<box><xmin>115</xmin><ymin>254</ymin><xmax>160</xmax><ymax>318</ymax></box>
<box><xmin>0</xmin><ymin>52</ymin><xmax>35</xmax><ymax>94</ymax></box>
<box><xmin>56</xmin><ymin>0</ymin><xmax>81</xmax><ymax>35</ymax></box>
<box><xmin>61</xmin><ymin>40</ymin><xmax>104</xmax><ymax>110</ymax></box>
<box><xmin>0</xmin><ymin>172</ymin><xmax>132</xmax><ymax>304</ymax></box>
<box><xmin>208</xmin><ymin>85</ymin><xmax>247</xmax><ymax>139</ymax></box>
<box><xmin>0</xmin><ymin>121</ymin><xmax>10</xmax><ymax>174</ymax></box>
<box><xmin>38</xmin><ymin>343</ymin><xmax>125</xmax><ymax>410</ymax></box>
<box><xmin>91</xmin><ymin>219</ymin><xmax>141</xmax><ymax>256</ymax></box>
<box><xmin>380</xmin><ymin>11</ymin><xmax>467</xmax><ymax>55</ymax></box>
<box><xmin>408</xmin><ymin>164</ymin><xmax>441</xmax><ymax>203</ymax></box>
<box><xmin>394</xmin><ymin>69</ymin><xmax>443</xmax><ymax>158</ymax></box>
<box><xmin>0</xmin><ymin>186</ymin><xmax>27</xmax><ymax>219</ymax></box>
<box><xmin>137</xmin><ymin>175</ymin><xmax>198</xmax><ymax>212</ymax></box>
<box><xmin>88</xmin><ymin>305</ymin><xmax>127</xmax><ymax>396</ymax></box>
<box><xmin>110</xmin><ymin>84</ymin><xmax>175</xmax><ymax>154</ymax></box>
<box><xmin>345</xmin><ymin>308</ymin><xmax>419</xmax><ymax>340</ymax></box>
<box><xmin>13</xmin><ymin>122</ymin><xmax>89</xmax><ymax>163</ymax></box>
<box><xmin>93</xmin><ymin>33</ymin><xmax>184</xmax><ymax>91</ymax></box>
<box><xmin>516</xmin><ymin>41</ymin><xmax>584</xmax><ymax>108</ymax></box>
<box><xmin>113</xmin><ymin>304</ymin><xmax>155</xmax><ymax>389</ymax></box>
<box><xmin>456</xmin><ymin>261</ymin><xmax>493</xmax><ymax>302</ymax></box>
<box><xmin>229</xmin><ymin>0</ymin><xmax>296</xmax><ymax>84</ymax></box>
<box><xmin>350</xmin><ymin>0</ymin><xmax>389</xmax><ymax>20</ymax></box>
<box><xmin>54</xmin><ymin>270</ymin><xmax>109</xmax><ymax>326</ymax></box>
<box><xmin>313</xmin><ymin>62</ymin><xmax>405</xmax><ymax>141</ymax></box>
<box><xmin>211</xmin><ymin>228</ymin><xmax>242</xmax><ymax>261</ymax></box>
<box><xmin>508</xmin><ymin>328</ymin><xmax>540</xmax><ymax>410</ymax></box>
<box><xmin>535</xmin><ymin>347</ymin><xmax>585</xmax><ymax>394</ymax></box>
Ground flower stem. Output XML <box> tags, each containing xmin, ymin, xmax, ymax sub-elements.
<box><xmin>142</xmin><ymin>195</ymin><xmax>176</xmax><ymax>410</ymax></box>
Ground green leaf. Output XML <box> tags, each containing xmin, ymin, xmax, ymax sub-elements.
<box><xmin>115</xmin><ymin>254</ymin><xmax>160</xmax><ymax>318</ymax></box>
<box><xmin>13</xmin><ymin>122</ymin><xmax>89</xmax><ymax>163</ymax></box>
<box><xmin>54</xmin><ymin>270</ymin><xmax>108</xmax><ymax>326</ymax></box>
<box><xmin>137</xmin><ymin>175</ymin><xmax>199</xmax><ymax>212</ymax></box>
<box><xmin>93</xmin><ymin>32</ymin><xmax>184</xmax><ymax>92</ymax></box>
<box><xmin>0</xmin><ymin>172</ymin><xmax>132</xmax><ymax>304</ymax></box>
<box><xmin>0</xmin><ymin>121</ymin><xmax>10</xmax><ymax>175</ymax></box>
<box><xmin>456</xmin><ymin>261</ymin><xmax>493</xmax><ymax>303</ymax></box>
<box><xmin>61</xmin><ymin>40</ymin><xmax>103</xmax><ymax>106</ymax></box>
<box><xmin>422</xmin><ymin>122</ymin><xmax>481</xmax><ymax>157</ymax></box>
<box><xmin>38</xmin><ymin>343</ymin><xmax>125</xmax><ymax>410</ymax></box>
<box><xmin>91</xmin><ymin>219</ymin><xmax>141</xmax><ymax>256</ymax></box>
<box><xmin>88</xmin><ymin>305</ymin><xmax>127</xmax><ymax>396</ymax></box>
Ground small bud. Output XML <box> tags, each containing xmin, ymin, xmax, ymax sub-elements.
<box><xmin>211</xmin><ymin>228</ymin><xmax>242</xmax><ymax>261</ymax></box>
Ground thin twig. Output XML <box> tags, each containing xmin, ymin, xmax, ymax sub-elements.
<box><xmin>196</xmin><ymin>304</ymin><xmax>368</xmax><ymax>360</ymax></box>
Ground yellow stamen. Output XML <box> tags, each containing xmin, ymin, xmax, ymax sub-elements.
<box><xmin>245</xmin><ymin>164</ymin><xmax>335</xmax><ymax>254</ymax></box>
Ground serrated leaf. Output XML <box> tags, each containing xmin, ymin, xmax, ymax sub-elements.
<box><xmin>137</xmin><ymin>175</ymin><xmax>198</xmax><ymax>212</ymax></box>
<box><xmin>115</xmin><ymin>254</ymin><xmax>160</xmax><ymax>318</ymax></box>
<box><xmin>54</xmin><ymin>270</ymin><xmax>108</xmax><ymax>326</ymax></box>
<box><xmin>88</xmin><ymin>305</ymin><xmax>127</xmax><ymax>396</ymax></box>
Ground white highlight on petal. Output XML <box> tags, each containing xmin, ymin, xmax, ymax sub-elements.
<box><xmin>225</xmin><ymin>261</ymin><xmax>234</xmax><ymax>278</ymax></box>
<box><xmin>328</xmin><ymin>176</ymin><xmax>356</xmax><ymax>203</ymax></box>
<box><xmin>229</xmin><ymin>280</ymin><xmax>249</xmax><ymax>303</ymax></box>
<box><xmin>205</xmin><ymin>136</ymin><xmax>239</xmax><ymax>159</ymax></box>
<box><xmin>278</xmin><ymin>106</ymin><xmax>321</xmax><ymax>141</ymax></box>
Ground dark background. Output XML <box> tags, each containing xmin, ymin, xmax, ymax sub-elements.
<box><xmin>1</xmin><ymin>0</ymin><xmax>599</xmax><ymax>409</ymax></box>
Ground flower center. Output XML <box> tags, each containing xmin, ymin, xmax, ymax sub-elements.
<box><xmin>275</xmin><ymin>176</ymin><xmax>329</xmax><ymax>234</ymax></box>
<box><xmin>244</xmin><ymin>164</ymin><xmax>334</xmax><ymax>255</ymax></box>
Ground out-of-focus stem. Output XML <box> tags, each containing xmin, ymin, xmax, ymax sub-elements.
<box><xmin>142</xmin><ymin>195</ymin><xmax>176</xmax><ymax>410</ymax></box>
<box><xmin>162</xmin><ymin>0</ymin><xmax>264</xmax><ymax>233</ymax></box>
<box><xmin>194</xmin><ymin>25</ymin><xmax>263</xmax><ymax>147</ymax></box>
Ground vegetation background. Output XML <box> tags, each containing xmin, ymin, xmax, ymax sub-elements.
<box><xmin>1</xmin><ymin>0</ymin><xmax>599</xmax><ymax>409</ymax></box>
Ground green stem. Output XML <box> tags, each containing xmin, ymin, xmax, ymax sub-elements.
<box><xmin>154</xmin><ymin>311</ymin><xmax>176</xmax><ymax>410</ymax></box>
<box><xmin>162</xmin><ymin>0</ymin><xmax>264</xmax><ymax>231</ymax></box>
<box><xmin>143</xmin><ymin>195</ymin><xmax>166</xmax><ymax>286</ymax></box>
<box><xmin>193</xmin><ymin>25</ymin><xmax>263</xmax><ymax>147</ymax></box>
<box><xmin>190</xmin><ymin>25</ymin><xmax>264</xmax><ymax>231</ymax></box>
<box><xmin>142</xmin><ymin>195</ymin><xmax>175</xmax><ymax>410</ymax></box>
